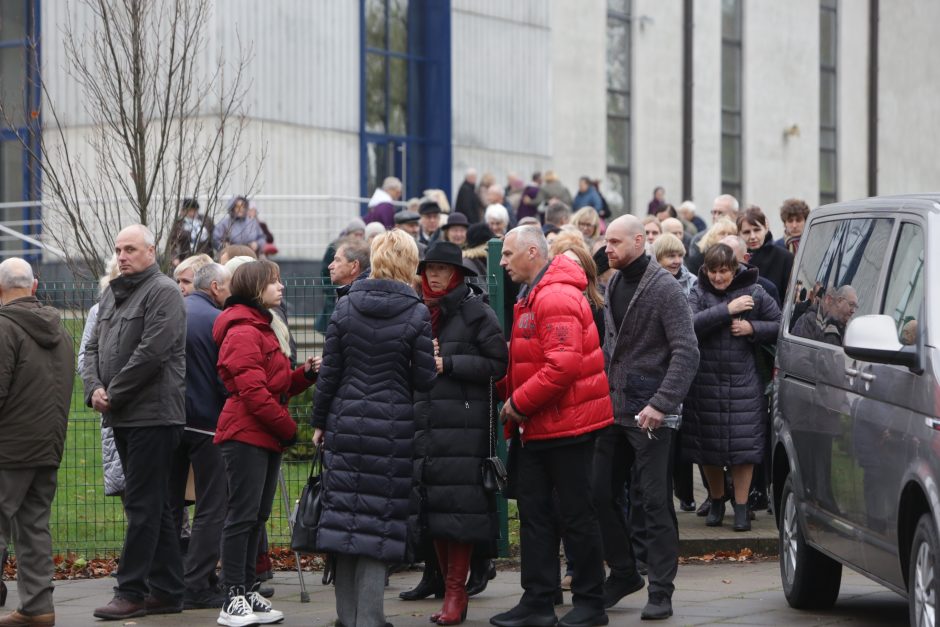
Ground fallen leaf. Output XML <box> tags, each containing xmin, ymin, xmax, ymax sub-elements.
<box><xmin>722</xmin><ymin>579</ymin><xmax>732</xmax><ymax>584</ymax></box>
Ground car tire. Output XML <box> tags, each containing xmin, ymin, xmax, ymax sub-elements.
<box><xmin>779</xmin><ymin>475</ymin><xmax>842</xmax><ymax>609</ymax></box>
<box><xmin>909</xmin><ymin>513</ymin><xmax>939</xmax><ymax>627</ymax></box>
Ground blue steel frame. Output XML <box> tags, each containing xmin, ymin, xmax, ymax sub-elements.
<box><xmin>359</xmin><ymin>0</ymin><xmax>451</xmax><ymax>211</ymax></box>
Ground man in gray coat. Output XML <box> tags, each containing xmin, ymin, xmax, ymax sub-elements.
<box><xmin>82</xmin><ymin>225</ymin><xmax>187</xmax><ymax>620</ymax></box>
<box><xmin>0</xmin><ymin>258</ymin><xmax>74</xmax><ymax>627</ymax></box>
<box><xmin>596</xmin><ymin>215</ymin><xmax>699</xmax><ymax>620</ymax></box>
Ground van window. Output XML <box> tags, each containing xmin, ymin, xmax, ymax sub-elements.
<box><xmin>790</xmin><ymin>218</ymin><xmax>893</xmax><ymax>345</ymax></box>
<box><xmin>881</xmin><ymin>222</ymin><xmax>924</xmax><ymax>345</ymax></box>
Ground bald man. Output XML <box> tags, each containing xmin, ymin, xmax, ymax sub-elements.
<box><xmin>82</xmin><ymin>225</ymin><xmax>188</xmax><ymax>620</ymax></box>
<box><xmin>0</xmin><ymin>258</ymin><xmax>74</xmax><ymax>627</ymax></box>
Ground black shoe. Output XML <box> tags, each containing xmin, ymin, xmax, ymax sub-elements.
<box><xmin>183</xmin><ymin>587</ymin><xmax>226</xmax><ymax>610</ymax></box>
<box><xmin>640</xmin><ymin>593</ymin><xmax>673</xmax><ymax>620</ymax></box>
<box><xmin>602</xmin><ymin>573</ymin><xmax>645</xmax><ymax>609</ymax></box>
<box><xmin>466</xmin><ymin>558</ymin><xmax>497</xmax><ymax>597</ymax></box>
<box><xmin>558</xmin><ymin>606</ymin><xmax>608</xmax><ymax>627</ymax></box>
<box><xmin>696</xmin><ymin>498</ymin><xmax>711</xmax><ymax>517</ymax></box>
<box><xmin>636</xmin><ymin>561</ymin><xmax>648</xmax><ymax>576</ymax></box>
<box><xmin>678</xmin><ymin>499</ymin><xmax>696</xmax><ymax>512</ymax></box>
<box><xmin>400</xmin><ymin>561</ymin><xmax>444</xmax><ymax>601</ymax></box>
<box><xmin>748</xmin><ymin>489</ymin><xmax>768</xmax><ymax>511</ymax></box>
<box><xmin>705</xmin><ymin>498</ymin><xmax>725</xmax><ymax>527</ymax></box>
<box><xmin>0</xmin><ymin>580</ymin><xmax>6</xmax><ymax>607</ymax></box>
<box><xmin>733</xmin><ymin>503</ymin><xmax>751</xmax><ymax>531</ymax></box>
<box><xmin>490</xmin><ymin>604</ymin><xmax>558</xmax><ymax>627</ymax></box>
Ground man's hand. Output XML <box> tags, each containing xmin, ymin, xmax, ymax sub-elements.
<box><xmin>499</xmin><ymin>400</ymin><xmax>526</xmax><ymax>425</ymax></box>
<box><xmin>636</xmin><ymin>404</ymin><xmax>664</xmax><ymax>430</ymax></box>
<box><xmin>312</xmin><ymin>428</ymin><xmax>325</xmax><ymax>446</ymax></box>
<box><xmin>91</xmin><ymin>387</ymin><xmax>111</xmax><ymax>413</ymax></box>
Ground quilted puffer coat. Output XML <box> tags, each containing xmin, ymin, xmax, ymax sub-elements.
<box><xmin>311</xmin><ymin>278</ymin><xmax>436</xmax><ymax>562</ymax></box>
<box><xmin>413</xmin><ymin>283</ymin><xmax>508</xmax><ymax>543</ymax></box>
<box><xmin>498</xmin><ymin>255</ymin><xmax>613</xmax><ymax>443</ymax></box>
<box><xmin>682</xmin><ymin>266</ymin><xmax>781</xmax><ymax>466</ymax></box>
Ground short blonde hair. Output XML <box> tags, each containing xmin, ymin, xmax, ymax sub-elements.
<box><xmin>652</xmin><ymin>233</ymin><xmax>686</xmax><ymax>262</ymax></box>
<box><xmin>697</xmin><ymin>217</ymin><xmax>738</xmax><ymax>253</ymax></box>
<box><xmin>370</xmin><ymin>230</ymin><xmax>419</xmax><ymax>284</ymax></box>
<box><xmin>173</xmin><ymin>253</ymin><xmax>213</xmax><ymax>279</ymax></box>
<box><xmin>570</xmin><ymin>206</ymin><xmax>600</xmax><ymax>239</ymax></box>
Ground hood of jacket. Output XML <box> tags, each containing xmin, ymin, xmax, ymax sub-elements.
<box><xmin>347</xmin><ymin>278</ymin><xmax>421</xmax><ymax>319</ymax></box>
<box><xmin>0</xmin><ymin>296</ymin><xmax>66</xmax><ymax>349</ymax></box>
<box><xmin>698</xmin><ymin>263</ymin><xmax>758</xmax><ymax>295</ymax></box>
<box><xmin>524</xmin><ymin>255</ymin><xmax>587</xmax><ymax>306</ymax></box>
<box><xmin>213</xmin><ymin>297</ymin><xmax>274</xmax><ymax>345</ymax></box>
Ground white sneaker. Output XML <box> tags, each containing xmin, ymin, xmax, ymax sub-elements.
<box><xmin>218</xmin><ymin>593</ymin><xmax>260</xmax><ymax>627</ymax></box>
<box><xmin>248</xmin><ymin>590</ymin><xmax>284</xmax><ymax>624</ymax></box>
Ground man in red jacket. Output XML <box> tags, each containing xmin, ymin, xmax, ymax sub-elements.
<box><xmin>491</xmin><ymin>225</ymin><xmax>613</xmax><ymax>627</ymax></box>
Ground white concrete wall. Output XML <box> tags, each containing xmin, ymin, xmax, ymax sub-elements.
<box><xmin>837</xmin><ymin>1</ymin><xmax>870</xmax><ymax>205</ymax></box>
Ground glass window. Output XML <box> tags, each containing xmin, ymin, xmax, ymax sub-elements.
<box><xmin>388</xmin><ymin>57</ymin><xmax>408</xmax><ymax>135</ymax></box>
<box><xmin>882</xmin><ymin>223</ymin><xmax>925</xmax><ymax>345</ymax></box>
<box><xmin>0</xmin><ymin>0</ymin><xmax>27</xmax><ymax>42</ymax></box>
<box><xmin>388</xmin><ymin>0</ymin><xmax>408</xmax><ymax>53</ymax></box>
<box><xmin>606</xmin><ymin>0</ymin><xmax>631</xmax><ymax>212</ymax></box>
<box><xmin>365</xmin><ymin>53</ymin><xmax>387</xmax><ymax>134</ymax></box>
<box><xmin>365</xmin><ymin>0</ymin><xmax>386</xmax><ymax>49</ymax></box>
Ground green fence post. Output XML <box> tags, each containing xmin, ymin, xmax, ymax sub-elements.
<box><xmin>485</xmin><ymin>238</ymin><xmax>510</xmax><ymax>558</ymax></box>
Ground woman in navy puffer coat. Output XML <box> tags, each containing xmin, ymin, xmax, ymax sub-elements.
<box><xmin>312</xmin><ymin>230</ymin><xmax>436</xmax><ymax>627</ymax></box>
<box><xmin>682</xmin><ymin>244</ymin><xmax>780</xmax><ymax>531</ymax></box>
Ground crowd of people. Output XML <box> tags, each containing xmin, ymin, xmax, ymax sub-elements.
<box><xmin>0</xmin><ymin>174</ymin><xmax>825</xmax><ymax>627</ymax></box>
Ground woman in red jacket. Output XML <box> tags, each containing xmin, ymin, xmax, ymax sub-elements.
<box><xmin>213</xmin><ymin>260</ymin><xmax>318</xmax><ymax>627</ymax></box>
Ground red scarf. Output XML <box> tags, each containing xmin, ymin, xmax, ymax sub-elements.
<box><xmin>421</xmin><ymin>270</ymin><xmax>464</xmax><ymax>336</ymax></box>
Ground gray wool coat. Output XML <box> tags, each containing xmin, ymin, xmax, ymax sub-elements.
<box><xmin>603</xmin><ymin>260</ymin><xmax>700</xmax><ymax>425</ymax></box>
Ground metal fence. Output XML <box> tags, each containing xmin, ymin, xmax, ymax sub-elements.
<box><xmin>37</xmin><ymin>255</ymin><xmax>505</xmax><ymax>559</ymax></box>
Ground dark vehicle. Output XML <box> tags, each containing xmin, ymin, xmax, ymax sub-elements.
<box><xmin>772</xmin><ymin>194</ymin><xmax>937</xmax><ymax>626</ymax></box>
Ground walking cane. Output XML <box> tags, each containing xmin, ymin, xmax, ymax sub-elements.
<box><xmin>278</xmin><ymin>468</ymin><xmax>310</xmax><ymax>603</ymax></box>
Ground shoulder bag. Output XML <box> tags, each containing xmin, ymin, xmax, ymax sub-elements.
<box><xmin>290</xmin><ymin>445</ymin><xmax>324</xmax><ymax>554</ymax></box>
<box><xmin>481</xmin><ymin>378</ymin><xmax>509</xmax><ymax>494</ymax></box>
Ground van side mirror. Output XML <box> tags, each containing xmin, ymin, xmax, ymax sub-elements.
<box><xmin>843</xmin><ymin>314</ymin><xmax>920</xmax><ymax>369</ymax></box>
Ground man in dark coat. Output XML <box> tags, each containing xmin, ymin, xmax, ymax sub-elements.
<box><xmin>599</xmin><ymin>216</ymin><xmax>699</xmax><ymax>620</ymax></box>
<box><xmin>454</xmin><ymin>168</ymin><xmax>482</xmax><ymax>224</ymax></box>
<box><xmin>0</xmin><ymin>258</ymin><xmax>74</xmax><ymax>627</ymax></box>
<box><xmin>83</xmin><ymin>224</ymin><xmax>187</xmax><ymax>620</ymax></box>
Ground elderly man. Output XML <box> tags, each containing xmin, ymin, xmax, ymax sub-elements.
<box><xmin>328</xmin><ymin>237</ymin><xmax>370</xmax><ymax>299</ymax></box>
<box><xmin>172</xmin><ymin>253</ymin><xmax>214</xmax><ymax>297</ymax></box>
<box><xmin>686</xmin><ymin>194</ymin><xmax>739</xmax><ymax>274</ymax></box>
<box><xmin>168</xmin><ymin>262</ymin><xmax>232</xmax><ymax>610</ymax></box>
<box><xmin>0</xmin><ymin>259</ymin><xmax>74</xmax><ymax>627</ymax></box>
<box><xmin>454</xmin><ymin>168</ymin><xmax>482</xmax><ymax>223</ymax></box>
<box><xmin>364</xmin><ymin>176</ymin><xmax>403</xmax><ymax>230</ymax></box>
<box><xmin>83</xmin><ymin>225</ymin><xmax>187</xmax><ymax>620</ymax></box>
<box><xmin>418</xmin><ymin>199</ymin><xmax>443</xmax><ymax>246</ymax></box>
<box><xmin>598</xmin><ymin>215</ymin><xmax>699</xmax><ymax>620</ymax></box>
<box><xmin>492</xmin><ymin>226</ymin><xmax>612</xmax><ymax>627</ymax></box>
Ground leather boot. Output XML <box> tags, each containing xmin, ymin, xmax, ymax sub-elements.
<box><xmin>429</xmin><ymin>540</ymin><xmax>450</xmax><ymax>623</ymax></box>
<box><xmin>400</xmin><ymin>554</ymin><xmax>444</xmax><ymax>601</ymax></box>
<box><xmin>435</xmin><ymin>542</ymin><xmax>472</xmax><ymax>625</ymax></box>
<box><xmin>465</xmin><ymin>553</ymin><xmax>496</xmax><ymax>597</ymax></box>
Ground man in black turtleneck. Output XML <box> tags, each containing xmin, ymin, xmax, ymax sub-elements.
<box><xmin>595</xmin><ymin>215</ymin><xmax>699</xmax><ymax>620</ymax></box>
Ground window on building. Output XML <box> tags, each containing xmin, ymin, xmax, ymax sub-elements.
<box><xmin>0</xmin><ymin>0</ymin><xmax>41</xmax><ymax>259</ymax></box>
<box><xmin>606</xmin><ymin>0</ymin><xmax>630</xmax><ymax>214</ymax></box>
<box><xmin>820</xmin><ymin>0</ymin><xmax>838</xmax><ymax>205</ymax></box>
<box><xmin>721</xmin><ymin>0</ymin><xmax>742</xmax><ymax>200</ymax></box>
<box><xmin>361</xmin><ymin>0</ymin><xmax>451</xmax><ymax>203</ymax></box>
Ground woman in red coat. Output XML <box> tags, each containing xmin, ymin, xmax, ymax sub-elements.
<box><xmin>213</xmin><ymin>260</ymin><xmax>319</xmax><ymax>627</ymax></box>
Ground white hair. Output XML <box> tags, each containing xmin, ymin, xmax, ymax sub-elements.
<box><xmin>382</xmin><ymin>176</ymin><xmax>402</xmax><ymax>192</ymax></box>
<box><xmin>507</xmin><ymin>225</ymin><xmax>548</xmax><ymax>260</ymax></box>
<box><xmin>173</xmin><ymin>253</ymin><xmax>213</xmax><ymax>278</ymax></box>
<box><xmin>487</xmin><ymin>184</ymin><xmax>505</xmax><ymax>200</ymax></box>
<box><xmin>484</xmin><ymin>204</ymin><xmax>510</xmax><ymax>226</ymax></box>
<box><xmin>679</xmin><ymin>200</ymin><xmax>696</xmax><ymax>213</ymax></box>
<box><xmin>714</xmin><ymin>194</ymin><xmax>739</xmax><ymax>212</ymax></box>
<box><xmin>364</xmin><ymin>221</ymin><xmax>386</xmax><ymax>239</ymax></box>
<box><xmin>0</xmin><ymin>257</ymin><xmax>33</xmax><ymax>290</ymax></box>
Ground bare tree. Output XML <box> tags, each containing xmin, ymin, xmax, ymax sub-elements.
<box><xmin>2</xmin><ymin>0</ymin><xmax>263</xmax><ymax>277</ymax></box>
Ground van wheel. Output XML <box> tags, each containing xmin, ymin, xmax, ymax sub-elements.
<box><xmin>779</xmin><ymin>476</ymin><xmax>842</xmax><ymax>609</ymax></box>
<box><xmin>909</xmin><ymin>514</ymin><xmax>938</xmax><ymax>627</ymax></box>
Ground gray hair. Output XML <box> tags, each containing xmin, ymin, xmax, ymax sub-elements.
<box><xmin>0</xmin><ymin>257</ymin><xmax>33</xmax><ymax>290</ymax></box>
<box><xmin>337</xmin><ymin>237</ymin><xmax>371</xmax><ymax>272</ymax></box>
<box><xmin>545</xmin><ymin>201</ymin><xmax>572</xmax><ymax>227</ymax></box>
<box><xmin>173</xmin><ymin>253</ymin><xmax>213</xmax><ymax>278</ymax></box>
<box><xmin>382</xmin><ymin>176</ymin><xmax>403</xmax><ymax>192</ymax></box>
<box><xmin>194</xmin><ymin>263</ymin><xmax>230</xmax><ymax>292</ymax></box>
<box><xmin>484</xmin><ymin>203</ymin><xmax>510</xmax><ymax>226</ymax></box>
<box><xmin>508</xmin><ymin>225</ymin><xmax>548</xmax><ymax>260</ymax></box>
<box><xmin>714</xmin><ymin>194</ymin><xmax>740</xmax><ymax>212</ymax></box>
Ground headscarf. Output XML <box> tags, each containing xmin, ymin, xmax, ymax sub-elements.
<box><xmin>421</xmin><ymin>269</ymin><xmax>464</xmax><ymax>337</ymax></box>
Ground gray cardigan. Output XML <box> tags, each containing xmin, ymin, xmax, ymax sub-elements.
<box><xmin>603</xmin><ymin>260</ymin><xmax>700</xmax><ymax>426</ymax></box>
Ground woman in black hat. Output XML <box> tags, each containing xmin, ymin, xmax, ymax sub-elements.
<box><xmin>441</xmin><ymin>212</ymin><xmax>470</xmax><ymax>248</ymax></box>
<box><xmin>409</xmin><ymin>242</ymin><xmax>508</xmax><ymax>625</ymax></box>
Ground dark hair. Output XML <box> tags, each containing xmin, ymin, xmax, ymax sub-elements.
<box><xmin>653</xmin><ymin>186</ymin><xmax>664</xmax><ymax>195</ymax></box>
<box><xmin>656</xmin><ymin>203</ymin><xmax>678</xmax><ymax>219</ymax></box>
<box><xmin>182</xmin><ymin>197</ymin><xmax>199</xmax><ymax>211</ymax></box>
<box><xmin>702</xmin><ymin>243</ymin><xmax>737</xmax><ymax>273</ymax></box>
<box><xmin>219</xmin><ymin>244</ymin><xmax>257</xmax><ymax>261</ymax></box>
<box><xmin>736</xmin><ymin>206</ymin><xmax>768</xmax><ymax>232</ymax></box>
<box><xmin>779</xmin><ymin>198</ymin><xmax>811</xmax><ymax>222</ymax></box>
<box><xmin>230</xmin><ymin>259</ymin><xmax>280</xmax><ymax>307</ymax></box>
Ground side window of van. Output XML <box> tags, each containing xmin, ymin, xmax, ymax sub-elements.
<box><xmin>881</xmin><ymin>223</ymin><xmax>925</xmax><ymax>345</ymax></box>
<box><xmin>789</xmin><ymin>218</ymin><xmax>893</xmax><ymax>346</ymax></box>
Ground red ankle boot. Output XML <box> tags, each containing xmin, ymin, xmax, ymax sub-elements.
<box><xmin>436</xmin><ymin>542</ymin><xmax>472</xmax><ymax>625</ymax></box>
<box><xmin>430</xmin><ymin>540</ymin><xmax>450</xmax><ymax>623</ymax></box>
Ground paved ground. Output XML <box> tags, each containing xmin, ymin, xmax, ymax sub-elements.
<box><xmin>1</xmin><ymin>560</ymin><xmax>908</xmax><ymax>626</ymax></box>
<box><xmin>677</xmin><ymin>481</ymin><xmax>778</xmax><ymax>556</ymax></box>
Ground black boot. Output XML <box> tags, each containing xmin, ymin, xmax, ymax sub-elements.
<box><xmin>705</xmin><ymin>498</ymin><xmax>725</xmax><ymax>527</ymax></box>
<box><xmin>399</xmin><ymin>559</ymin><xmax>444</xmax><ymax>600</ymax></box>
<box><xmin>465</xmin><ymin>555</ymin><xmax>496</xmax><ymax>597</ymax></box>
<box><xmin>733</xmin><ymin>503</ymin><xmax>751</xmax><ymax>531</ymax></box>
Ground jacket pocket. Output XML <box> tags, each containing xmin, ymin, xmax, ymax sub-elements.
<box><xmin>622</xmin><ymin>373</ymin><xmax>663</xmax><ymax>416</ymax></box>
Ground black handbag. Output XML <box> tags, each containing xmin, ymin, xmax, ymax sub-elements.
<box><xmin>481</xmin><ymin>378</ymin><xmax>509</xmax><ymax>494</ymax></box>
<box><xmin>290</xmin><ymin>445</ymin><xmax>324</xmax><ymax>554</ymax></box>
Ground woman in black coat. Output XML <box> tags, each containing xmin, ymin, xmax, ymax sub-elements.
<box><xmin>683</xmin><ymin>244</ymin><xmax>781</xmax><ymax>531</ymax></box>
<box><xmin>411</xmin><ymin>242</ymin><xmax>508</xmax><ymax>625</ymax></box>
<box><xmin>737</xmin><ymin>206</ymin><xmax>793</xmax><ymax>305</ymax></box>
<box><xmin>311</xmin><ymin>230</ymin><xmax>437</xmax><ymax>627</ymax></box>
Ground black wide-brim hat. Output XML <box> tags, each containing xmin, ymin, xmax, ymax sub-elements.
<box><xmin>418</xmin><ymin>241</ymin><xmax>477</xmax><ymax>276</ymax></box>
<box><xmin>441</xmin><ymin>213</ymin><xmax>469</xmax><ymax>229</ymax></box>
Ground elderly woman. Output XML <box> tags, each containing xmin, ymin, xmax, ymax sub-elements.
<box><xmin>484</xmin><ymin>204</ymin><xmax>510</xmax><ymax>238</ymax></box>
<box><xmin>312</xmin><ymin>230</ymin><xmax>437</xmax><ymax>627</ymax></box>
<box><xmin>682</xmin><ymin>244</ymin><xmax>781</xmax><ymax>531</ymax></box>
<box><xmin>408</xmin><ymin>241</ymin><xmax>508</xmax><ymax>625</ymax></box>
<box><xmin>686</xmin><ymin>217</ymin><xmax>738</xmax><ymax>275</ymax></box>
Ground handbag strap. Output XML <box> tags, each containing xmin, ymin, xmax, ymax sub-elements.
<box><xmin>309</xmin><ymin>445</ymin><xmax>322</xmax><ymax>479</ymax></box>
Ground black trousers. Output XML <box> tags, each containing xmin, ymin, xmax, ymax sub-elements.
<box><xmin>593</xmin><ymin>424</ymin><xmax>678</xmax><ymax>597</ymax></box>
<box><xmin>169</xmin><ymin>429</ymin><xmax>227</xmax><ymax>592</ymax></box>
<box><xmin>112</xmin><ymin>425</ymin><xmax>184</xmax><ymax>602</ymax></box>
<box><xmin>219</xmin><ymin>441</ymin><xmax>281</xmax><ymax>589</ymax></box>
<box><xmin>516</xmin><ymin>437</ymin><xmax>605</xmax><ymax>611</ymax></box>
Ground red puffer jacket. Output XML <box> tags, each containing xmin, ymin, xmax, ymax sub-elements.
<box><xmin>498</xmin><ymin>255</ymin><xmax>613</xmax><ymax>443</ymax></box>
<box><xmin>212</xmin><ymin>301</ymin><xmax>313</xmax><ymax>452</ymax></box>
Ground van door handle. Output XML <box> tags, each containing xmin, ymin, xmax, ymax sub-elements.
<box><xmin>845</xmin><ymin>368</ymin><xmax>859</xmax><ymax>377</ymax></box>
<box><xmin>859</xmin><ymin>372</ymin><xmax>875</xmax><ymax>382</ymax></box>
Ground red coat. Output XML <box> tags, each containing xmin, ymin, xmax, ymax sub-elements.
<box><xmin>498</xmin><ymin>255</ymin><xmax>613</xmax><ymax>443</ymax></box>
<box><xmin>212</xmin><ymin>302</ymin><xmax>313</xmax><ymax>452</ymax></box>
